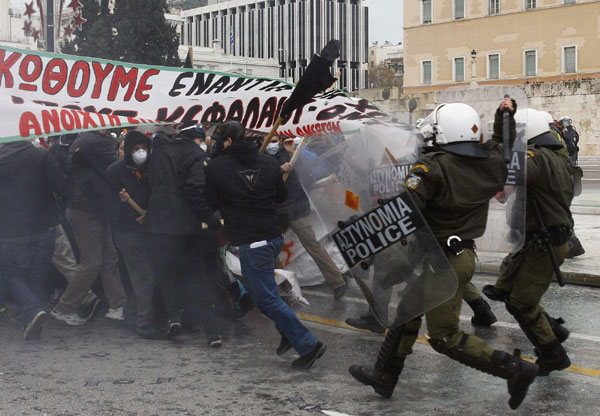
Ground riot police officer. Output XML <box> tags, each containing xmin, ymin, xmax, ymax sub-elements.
<box><xmin>349</xmin><ymin>100</ymin><xmax>538</xmax><ymax>410</ymax></box>
<box><xmin>484</xmin><ymin>108</ymin><xmax>574</xmax><ymax>376</ymax></box>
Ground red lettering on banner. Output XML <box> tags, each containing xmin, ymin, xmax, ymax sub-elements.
<box><xmin>127</xmin><ymin>117</ymin><xmax>139</xmax><ymax>124</ymax></box>
<box><xmin>106</xmin><ymin>114</ymin><xmax>121</xmax><ymax>127</ymax></box>
<box><xmin>18</xmin><ymin>54</ymin><xmax>42</xmax><ymax>92</ymax></box>
<box><xmin>96</xmin><ymin>112</ymin><xmax>106</xmax><ymax>127</ymax></box>
<box><xmin>0</xmin><ymin>50</ymin><xmax>21</xmax><ymax>88</ymax></box>
<box><xmin>91</xmin><ymin>61</ymin><xmax>114</xmax><ymax>99</ymax></box>
<box><xmin>135</xmin><ymin>69</ymin><xmax>159</xmax><ymax>102</ymax></box>
<box><xmin>19</xmin><ymin>112</ymin><xmax>42</xmax><ymax>137</ymax></box>
<box><xmin>108</xmin><ymin>66</ymin><xmax>138</xmax><ymax>101</ymax></box>
<box><xmin>61</xmin><ymin>110</ymin><xmax>75</xmax><ymax>130</ymax></box>
<box><xmin>79</xmin><ymin>111</ymin><xmax>98</xmax><ymax>129</ymax></box>
<box><xmin>42</xmin><ymin>58</ymin><xmax>68</xmax><ymax>95</ymax></box>
<box><xmin>41</xmin><ymin>109</ymin><xmax>61</xmax><ymax>134</ymax></box>
<box><xmin>67</xmin><ymin>61</ymin><xmax>90</xmax><ymax>97</ymax></box>
<box><xmin>70</xmin><ymin>110</ymin><xmax>82</xmax><ymax>129</ymax></box>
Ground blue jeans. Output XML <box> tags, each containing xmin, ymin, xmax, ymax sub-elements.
<box><xmin>239</xmin><ymin>236</ymin><xmax>318</xmax><ymax>356</ymax></box>
<box><xmin>0</xmin><ymin>228</ymin><xmax>55</xmax><ymax>324</ymax></box>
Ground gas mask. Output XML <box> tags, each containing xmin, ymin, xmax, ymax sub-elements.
<box><xmin>266</xmin><ymin>143</ymin><xmax>280</xmax><ymax>155</ymax></box>
<box><xmin>132</xmin><ymin>149</ymin><xmax>148</xmax><ymax>165</ymax></box>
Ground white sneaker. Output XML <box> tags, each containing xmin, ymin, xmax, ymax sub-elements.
<box><xmin>51</xmin><ymin>309</ymin><xmax>86</xmax><ymax>326</ymax></box>
<box><xmin>105</xmin><ymin>307</ymin><xmax>124</xmax><ymax>321</ymax></box>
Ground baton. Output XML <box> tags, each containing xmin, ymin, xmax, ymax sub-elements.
<box><xmin>502</xmin><ymin>94</ymin><xmax>511</xmax><ymax>163</ymax></box>
<box><xmin>531</xmin><ymin>199</ymin><xmax>565</xmax><ymax>287</ymax></box>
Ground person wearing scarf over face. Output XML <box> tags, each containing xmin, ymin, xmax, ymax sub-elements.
<box><xmin>107</xmin><ymin>131</ymin><xmax>166</xmax><ymax>339</ymax></box>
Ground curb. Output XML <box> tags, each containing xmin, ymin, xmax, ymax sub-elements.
<box><xmin>475</xmin><ymin>261</ymin><xmax>600</xmax><ymax>288</ymax></box>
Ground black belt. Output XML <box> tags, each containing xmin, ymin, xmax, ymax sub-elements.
<box><xmin>441</xmin><ymin>236</ymin><xmax>475</xmax><ymax>256</ymax></box>
<box><xmin>526</xmin><ymin>225</ymin><xmax>570</xmax><ymax>246</ymax></box>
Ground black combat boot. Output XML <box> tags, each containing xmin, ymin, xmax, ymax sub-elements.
<box><xmin>536</xmin><ymin>340</ymin><xmax>571</xmax><ymax>376</ymax></box>
<box><xmin>345</xmin><ymin>311</ymin><xmax>385</xmax><ymax>334</ymax></box>
<box><xmin>544</xmin><ymin>313</ymin><xmax>570</xmax><ymax>343</ymax></box>
<box><xmin>467</xmin><ymin>297</ymin><xmax>498</xmax><ymax>327</ymax></box>
<box><xmin>492</xmin><ymin>350</ymin><xmax>539</xmax><ymax>410</ymax></box>
<box><xmin>566</xmin><ymin>235</ymin><xmax>585</xmax><ymax>258</ymax></box>
<box><xmin>482</xmin><ymin>284</ymin><xmax>509</xmax><ymax>302</ymax></box>
<box><xmin>348</xmin><ymin>326</ymin><xmax>406</xmax><ymax>398</ymax></box>
<box><xmin>348</xmin><ymin>361</ymin><xmax>402</xmax><ymax>398</ymax></box>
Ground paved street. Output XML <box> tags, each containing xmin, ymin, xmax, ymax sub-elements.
<box><xmin>1</xmin><ymin>273</ymin><xmax>599</xmax><ymax>416</ymax></box>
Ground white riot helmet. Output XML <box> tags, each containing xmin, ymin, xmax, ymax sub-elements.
<box><xmin>539</xmin><ymin>110</ymin><xmax>554</xmax><ymax>125</ymax></box>
<box><xmin>559</xmin><ymin>116</ymin><xmax>572</xmax><ymax>128</ymax></box>
<box><xmin>515</xmin><ymin>108</ymin><xmax>563</xmax><ymax>149</ymax></box>
<box><xmin>416</xmin><ymin>103</ymin><xmax>487</xmax><ymax>158</ymax></box>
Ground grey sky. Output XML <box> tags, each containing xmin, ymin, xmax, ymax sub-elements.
<box><xmin>367</xmin><ymin>0</ymin><xmax>403</xmax><ymax>44</ymax></box>
<box><xmin>10</xmin><ymin>0</ymin><xmax>404</xmax><ymax>44</ymax></box>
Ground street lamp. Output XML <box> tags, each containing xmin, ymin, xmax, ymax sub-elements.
<box><xmin>470</xmin><ymin>49</ymin><xmax>477</xmax><ymax>86</ymax></box>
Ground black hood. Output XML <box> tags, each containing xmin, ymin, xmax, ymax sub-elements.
<box><xmin>0</xmin><ymin>141</ymin><xmax>33</xmax><ymax>176</ymax></box>
<box><xmin>529</xmin><ymin>131</ymin><xmax>564</xmax><ymax>151</ymax></box>
<box><xmin>223</xmin><ymin>140</ymin><xmax>259</xmax><ymax>166</ymax></box>
<box><xmin>124</xmin><ymin>131</ymin><xmax>151</xmax><ymax>168</ymax></box>
<box><xmin>436</xmin><ymin>141</ymin><xmax>489</xmax><ymax>159</ymax></box>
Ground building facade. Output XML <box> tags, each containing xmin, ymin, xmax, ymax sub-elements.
<box><xmin>403</xmin><ymin>0</ymin><xmax>600</xmax><ymax>92</ymax></box>
<box><xmin>180</xmin><ymin>0</ymin><xmax>369</xmax><ymax>91</ymax></box>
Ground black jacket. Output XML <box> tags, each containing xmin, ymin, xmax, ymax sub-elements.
<box><xmin>0</xmin><ymin>141</ymin><xmax>70</xmax><ymax>237</ymax></box>
<box><xmin>272</xmin><ymin>148</ymin><xmax>311</xmax><ymax>222</ymax></box>
<box><xmin>107</xmin><ymin>135</ymin><xmax>151</xmax><ymax>233</ymax></box>
<box><xmin>205</xmin><ymin>140</ymin><xmax>288</xmax><ymax>246</ymax></box>
<box><xmin>68</xmin><ymin>132</ymin><xmax>120</xmax><ymax>221</ymax></box>
<box><xmin>143</xmin><ymin>136</ymin><xmax>215</xmax><ymax>235</ymax></box>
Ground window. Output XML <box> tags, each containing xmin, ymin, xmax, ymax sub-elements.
<box><xmin>453</xmin><ymin>57</ymin><xmax>465</xmax><ymax>82</ymax></box>
<box><xmin>488</xmin><ymin>0</ymin><xmax>499</xmax><ymax>14</ymax></box>
<box><xmin>370</xmin><ymin>61</ymin><xmax>374</xmax><ymax>68</ymax></box>
<box><xmin>454</xmin><ymin>0</ymin><xmax>464</xmax><ymax>19</ymax></box>
<box><xmin>524</xmin><ymin>50</ymin><xmax>537</xmax><ymax>76</ymax></box>
<box><xmin>564</xmin><ymin>0</ymin><xmax>576</xmax><ymax>4</ymax></box>
<box><xmin>488</xmin><ymin>53</ymin><xmax>500</xmax><ymax>79</ymax></box>
<box><xmin>525</xmin><ymin>0</ymin><xmax>536</xmax><ymax>10</ymax></box>
<box><xmin>422</xmin><ymin>0</ymin><xmax>432</xmax><ymax>24</ymax></box>
<box><xmin>422</xmin><ymin>60</ymin><xmax>432</xmax><ymax>84</ymax></box>
<box><xmin>371</xmin><ymin>50</ymin><xmax>374</xmax><ymax>56</ymax></box>
<box><xmin>563</xmin><ymin>46</ymin><xmax>577</xmax><ymax>73</ymax></box>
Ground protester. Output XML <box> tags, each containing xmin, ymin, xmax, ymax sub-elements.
<box><xmin>270</xmin><ymin>136</ymin><xmax>348</xmax><ymax>299</ymax></box>
<box><xmin>50</xmin><ymin>131</ymin><xmax>127</xmax><ymax>326</ymax></box>
<box><xmin>48</xmin><ymin>133</ymin><xmax>102</xmax><ymax>320</ymax></box>
<box><xmin>205</xmin><ymin>120</ymin><xmax>326</xmax><ymax>369</ymax></box>
<box><xmin>0</xmin><ymin>139</ymin><xmax>71</xmax><ymax>339</ymax></box>
<box><xmin>143</xmin><ymin>122</ymin><xmax>222</xmax><ymax>346</ymax></box>
<box><xmin>107</xmin><ymin>131</ymin><xmax>166</xmax><ymax>339</ymax></box>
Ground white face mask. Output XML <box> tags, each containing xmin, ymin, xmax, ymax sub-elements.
<box><xmin>132</xmin><ymin>149</ymin><xmax>148</xmax><ymax>165</ymax></box>
<box><xmin>266</xmin><ymin>143</ymin><xmax>280</xmax><ymax>155</ymax></box>
<box><xmin>199</xmin><ymin>142</ymin><xmax>208</xmax><ymax>152</ymax></box>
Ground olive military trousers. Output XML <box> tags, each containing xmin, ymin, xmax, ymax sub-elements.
<box><xmin>393</xmin><ymin>249</ymin><xmax>495</xmax><ymax>364</ymax></box>
<box><xmin>494</xmin><ymin>241</ymin><xmax>569</xmax><ymax>347</ymax></box>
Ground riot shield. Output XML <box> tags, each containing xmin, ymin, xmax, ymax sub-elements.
<box><xmin>437</xmin><ymin>86</ymin><xmax>528</xmax><ymax>253</ymax></box>
<box><xmin>296</xmin><ymin>124</ymin><xmax>458</xmax><ymax>328</ymax></box>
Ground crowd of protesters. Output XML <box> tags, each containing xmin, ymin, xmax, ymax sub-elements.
<box><xmin>0</xmin><ymin>120</ymin><xmax>347</xmax><ymax>368</ymax></box>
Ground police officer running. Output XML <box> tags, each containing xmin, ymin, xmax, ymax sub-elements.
<box><xmin>349</xmin><ymin>99</ymin><xmax>538</xmax><ymax>410</ymax></box>
<box><xmin>484</xmin><ymin>108</ymin><xmax>574</xmax><ymax>376</ymax></box>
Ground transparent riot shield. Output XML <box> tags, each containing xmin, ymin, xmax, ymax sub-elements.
<box><xmin>437</xmin><ymin>86</ymin><xmax>527</xmax><ymax>253</ymax></box>
<box><xmin>296</xmin><ymin>124</ymin><xmax>458</xmax><ymax>328</ymax></box>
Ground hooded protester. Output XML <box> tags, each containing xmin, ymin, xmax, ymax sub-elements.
<box><xmin>0</xmin><ymin>140</ymin><xmax>70</xmax><ymax>339</ymax></box>
<box><xmin>143</xmin><ymin>121</ymin><xmax>222</xmax><ymax>346</ymax></box>
<box><xmin>50</xmin><ymin>131</ymin><xmax>127</xmax><ymax>326</ymax></box>
<box><xmin>204</xmin><ymin>120</ymin><xmax>327</xmax><ymax>369</ymax></box>
<box><xmin>107</xmin><ymin>131</ymin><xmax>164</xmax><ymax>339</ymax></box>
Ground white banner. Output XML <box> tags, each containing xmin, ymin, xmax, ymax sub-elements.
<box><xmin>0</xmin><ymin>46</ymin><xmax>396</xmax><ymax>143</ymax></box>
